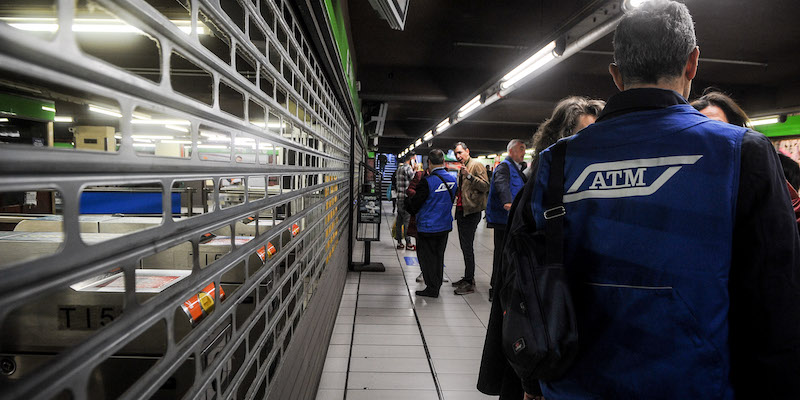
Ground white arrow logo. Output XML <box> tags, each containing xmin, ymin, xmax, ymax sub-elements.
<box><xmin>563</xmin><ymin>155</ymin><xmax>703</xmax><ymax>203</ymax></box>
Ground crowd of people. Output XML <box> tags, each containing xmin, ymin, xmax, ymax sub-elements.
<box><xmin>381</xmin><ymin>0</ymin><xmax>800</xmax><ymax>398</ymax></box>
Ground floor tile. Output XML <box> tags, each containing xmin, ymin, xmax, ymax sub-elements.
<box><xmin>322</xmin><ymin>357</ymin><xmax>349</xmax><ymax>372</ymax></box>
<box><xmin>437</xmin><ymin>373</ymin><xmax>481</xmax><ymax>391</ymax></box>
<box><xmin>346</xmin><ymin>390</ymin><xmax>439</xmax><ymax>400</ymax></box>
<box><xmin>347</xmin><ymin>372</ymin><xmax>435</xmax><ymax>390</ymax></box>
<box><xmin>349</xmin><ymin>357</ymin><xmax>430</xmax><ymax>373</ymax></box>
<box><xmin>350</xmin><ymin>345</ymin><xmax>427</xmax><ymax>358</ymax></box>
<box><xmin>315</xmin><ymin>389</ymin><xmax>344</xmax><ymax>400</ymax></box>
<box><xmin>442</xmin><ymin>390</ymin><xmax>498</xmax><ymax>399</ymax></box>
<box><xmin>353</xmin><ymin>333</ymin><xmax>423</xmax><ymax>346</ymax></box>
<box><xmin>354</xmin><ymin>324</ymin><xmax>420</xmax><ymax>335</ymax></box>
<box><xmin>318</xmin><ymin>372</ymin><xmax>347</xmax><ymax>389</ymax></box>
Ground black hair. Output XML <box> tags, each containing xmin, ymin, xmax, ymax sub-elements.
<box><xmin>428</xmin><ymin>149</ymin><xmax>445</xmax><ymax>165</ymax></box>
<box><xmin>779</xmin><ymin>153</ymin><xmax>800</xmax><ymax>191</ymax></box>
<box><xmin>691</xmin><ymin>90</ymin><xmax>750</xmax><ymax>127</ymax></box>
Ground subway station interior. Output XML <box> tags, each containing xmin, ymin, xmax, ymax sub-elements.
<box><xmin>0</xmin><ymin>0</ymin><xmax>799</xmax><ymax>399</ymax></box>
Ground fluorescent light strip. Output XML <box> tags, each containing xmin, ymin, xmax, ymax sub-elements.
<box><xmin>54</xmin><ymin>116</ymin><xmax>73</xmax><ymax>123</ymax></box>
<box><xmin>132</xmin><ymin>119</ymin><xmax>190</xmax><ymax>126</ymax></box>
<box><xmin>415</xmin><ymin>138</ymin><xmax>422</xmax><ymax>147</ymax></box>
<box><xmin>165</xmin><ymin>124</ymin><xmax>189</xmax><ymax>133</ymax></box>
<box><xmin>161</xmin><ymin>140</ymin><xmax>192</xmax><ymax>144</ymax></box>
<box><xmin>750</xmin><ymin>116</ymin><xmax>780</xmax><ymax>126</ymax></box>
<box><xmin>198</xmin><ymin>144</ymin><xmax>229</xmax><ymax>149</ymax></box>
<box><xmin>0</xmin><ymin>118</ymin><xmax>8</xmax><ymax>123</ymax></box>
<box><xmin>89</xmin><ymin>105</ymin><xmax>122</xmax><ymax>118</ymax></box>
<box><xmin>4</xmin><ymin>18</ymin><xmax>207</xmax><ymax>35</ymax></box>
<box><xmin>436</xmin><ymin>119</ymin><xmax>450</xmax><ymax>131</ymax></box>
<box><xmin>501</xmin><ymin>41</ymin><xmax>557</xmax><ymax>89</ymax></box>
<box><xmin>487</xmin><ymin>154</ymin><xmax>497</xmax><ymax>158</ymax></box>
<box><xmin>133</xmin><ymin>143</ymin><xmax>156</xmax><ymax>148</ymax></box>
<box><xmin>458</xmin><ymin>95</ymin><xmax>482</xmax><ymax>117</ymax></box>
<box><xmin>423</xmin><ymin>131</ymin><xmax>433</xmax><ymax>141</ymax></box>
<box><xmin>132</xmin><ymin>135</ymin><xmax>174</xmax><ymax>140</ymax></box>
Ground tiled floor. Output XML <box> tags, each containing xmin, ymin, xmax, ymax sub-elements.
<box><xmin>316</xmin><ymin>203</ymin><xmax>497</xmax><ymax>400</ymax></box>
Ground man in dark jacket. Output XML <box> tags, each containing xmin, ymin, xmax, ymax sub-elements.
<box><xmin>408</xmin><ymin>149</ymin><xmax>458</xmax><ymax>298</ymax></box>
<box><xmin>480</xmin><ymin>0</ymin><xmax>800</xmax><ymax>398</ymax></box>
<box><xmin>485</xmin><ymin>139</ymin><xmax>527</xmax><ymax>300</ymax></box>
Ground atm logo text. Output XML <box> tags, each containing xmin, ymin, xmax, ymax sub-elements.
<box><xmin>562</xmin><ymin>155</ymin><xmax>703</xmax><ymax>203</ymax></box>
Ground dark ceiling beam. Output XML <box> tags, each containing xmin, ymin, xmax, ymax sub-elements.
<box><xmin>360</xmin><ymin>93</ymin><xmax>449</xmax><ymax>102</ymax></box>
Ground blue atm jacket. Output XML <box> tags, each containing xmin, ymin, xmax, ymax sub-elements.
<box><xmin>486</xmin><ymin>158</ymin><xmax>526</xmax><ymax>225</ymax></box>
<box><xmin>531</xmin><ymin>103</ymin><xmax>746</xmax><ymax>399</ymax></box>
<box><xmin>414</xmin><ymin>168</ymin><xmax>457</xmax><ymax>233</ymax></box>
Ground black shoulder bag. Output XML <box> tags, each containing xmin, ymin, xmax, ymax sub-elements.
<box><xmin>498</xmin><ymin>140</ymin><xmax>579</xmax><ymax>382</ymax></box>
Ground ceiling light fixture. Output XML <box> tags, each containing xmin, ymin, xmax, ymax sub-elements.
<box><xmin>415</xmin><ymin>138</ymin><xmax>422</xmax><ymax>147</ymax></box>
<box><xmin>2</xmin><ymin>18</ymin><xmax>208</xmax><ymax>35</ymax></box>
<box><xmin>457</xmin><ymin>95</ymin><xmax>482</xmax><ymax>118</ymax></box>
<box><xmin>54</xmin><ymin>116</ymin><xmax>73</xmax><ymax>123</ymax></box>
<box><xmin>88</xmin><ymin>104</ymin><xmax>122</xmax><ymax>118</ymax></box>
<box><xmin>487</xmin><ymin>154</ymin><xmax>497</xmax><ymax>158</ymax></box>
<box><xmin>436</xmin><ymin>118</ymin><xmax>450</xmax><ymax>132</ymax></box>
<box><xmin>41</xmin><ymin>105</ymin><xmax>56</xmax><ymax>113</ymax></box>
<box><xmin>501</xmin><ymin>41</ymin><xmax>557</xmax><ymax>90</ymax></box>
<box><xmin>750</xmin><ymin>116</ymin><xmax>780</xmax><ymax>126</ymax></box>
<box><xmin>165</xmin><ymin>124</ymin><xmax>189</xmax><ymax>133</ymax></box>
<box><xmin>132</xmin><ymin>119</ymin><xmax>190</xmax><ymax>126</ymax></box>
<box><xmin>423</xmin><ymin>131</ymin><xmax>433</xmax><ymax>141</ymax></box>
<box><xmin>132</xmin><ymin>135</ymin><xmax>174</xmax><ymax>140</ymax></box>
<box><xmin>0</xmin><ymin>118</ymin><xmax>8</xmax><ymax>123</ymax></box>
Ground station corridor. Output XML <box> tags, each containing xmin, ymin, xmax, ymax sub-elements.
<box><xmin>315</xmin><ymin>202</ymin><xmax>496</xmax><ymax>400</ymax></box>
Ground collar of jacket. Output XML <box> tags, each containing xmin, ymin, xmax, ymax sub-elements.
<box><xmin>597</xmin><ymin>88</ymin><xmax>689</xmax><ymax>122</ymax></box>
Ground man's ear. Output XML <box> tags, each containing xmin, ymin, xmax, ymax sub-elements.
<box><xmin>685</xmin><ymin>46</ymin><xmax>700</xmax><ymax>80</ymax></box>
<box><xmin>609</xmin><ymin>63</ymin><xmax>624</xmax><ymax>91</ymax></box>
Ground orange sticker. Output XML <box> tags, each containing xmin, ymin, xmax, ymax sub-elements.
<box><xmin>181</xmin><ymin>283</ymin><xmax>225</xmax><ymax>326</ymax></box>
<box><xmin>291</xmin><ymin>223</ymin><xmax>300</xmax><ymax>236</ymax></box>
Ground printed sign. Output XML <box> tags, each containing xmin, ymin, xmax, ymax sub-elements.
<box><xmin>358</xmin><ymin>193</ymin><xmax>381</xmax><ymax>224</ymax></box>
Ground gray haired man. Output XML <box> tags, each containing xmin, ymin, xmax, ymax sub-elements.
<box><xmin>479</xmin><ymin>1</ymin><xmax>800</xmax><ymax>399</ymax></box>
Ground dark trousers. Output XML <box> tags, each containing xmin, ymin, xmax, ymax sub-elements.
<box><xmin>418</xmin><ymin>231</ymin><xmax>449</xmax><ymax>294</ymax></box>
<box><xmin>456</xmin><ymin>209</ymin><xmax>481</xmax><ymax>281</ymax></box>
<box><xmin>490</xmin><ymin>226</ymin><xmax>506</xmax><ymax>290</ymax></box>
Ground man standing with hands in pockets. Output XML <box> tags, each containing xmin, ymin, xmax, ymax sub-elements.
<box><xmin>453</xmin><ymin>142</ymin><xmax>490</xmax><ymax>295</ymax></box>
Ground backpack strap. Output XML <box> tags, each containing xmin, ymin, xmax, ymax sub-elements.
<box><xmin>430</xmin><ymin>170</ymin><xmax>455</xmax><ymax>203</ymax></box>
<box><xmin>544</xmin><ymin>140</ymin><xmax>567</xmax><ymax>265</ymax></box>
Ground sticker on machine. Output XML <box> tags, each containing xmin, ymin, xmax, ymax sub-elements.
<box><xmin>563</xmin><ymin>155</ymin><xmax>702</xmax><ymax>203</ymax></box>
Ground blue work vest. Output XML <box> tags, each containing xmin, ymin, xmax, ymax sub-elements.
<box><xmin>531</xmin><ymin>105</ymin><xmax>746</xmax><ymax>399</ymax></box>
<box><xmin>417</xmin><ymin>168</ymin><xmax>457</xmax><ymax>233</ymax></box>
<box><xmin>486</xmin><ymin>158</ymin><xmax>525</xmax><ymax>225</ymax></box>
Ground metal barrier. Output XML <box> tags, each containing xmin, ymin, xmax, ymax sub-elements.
<box><xmin>0</xmin><ymin>1</ymin><xmax>354</xmax><ymax>399</ymax></box>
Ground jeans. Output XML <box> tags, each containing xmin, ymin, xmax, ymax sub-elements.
<box><xmin>395</xmin><ymin>198</ymin><xmax>411</xmax><ymax>244</ymax></box>
<box><xmin>456</xmin><ymin>209</ymin><xmax>481</xmax><ymax>281</ymax></box>
<box><xmin>418</xmin><ymin>231</ymin><xmax>449</xmax><ymax>293</ymax></box>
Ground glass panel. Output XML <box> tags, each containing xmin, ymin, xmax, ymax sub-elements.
<box><xmin>0</xmin><ymin>189</ymin><xmax>63</xmax><ymax>268</ymax></box>
<box><xmin>171</xmin><ymin>179</ymin><xmax>215</xmax><ymax>220</ymax></box>
<box><xmin>197</xmin><ymin>126</ymin><xmax>231</xmax><ymax>162</ymax></box>
<box><xmin>79</xmin><ymin>183</ymin><xmax>164</xmax><ymax>243</ymax></box>
<box><xmin>74</xmin><ymin>0</ymin><xmax>161</xmax><ymax>83</ymax></box>
<box><xmin>131</xmin><ymin>107</ymin><xmax>191</xmax><ymax>158</ymax></box>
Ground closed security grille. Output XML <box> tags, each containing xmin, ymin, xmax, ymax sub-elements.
<box><xmin>0</xmin><ymin>1</ymin><xmax>352</xmax><ymax>399</ymax></box>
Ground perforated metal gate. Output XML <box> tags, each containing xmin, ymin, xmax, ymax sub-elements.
<box><xmin>0</xmin><ymin>1</ymin><xmax>354</xmax><ymax>399</ymax></box>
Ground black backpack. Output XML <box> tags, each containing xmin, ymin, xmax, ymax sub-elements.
<box><xmin>497</xmin><ymin>140</ymin><xmax>579</xmax><ymax>382</ymax></box>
